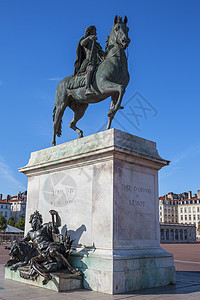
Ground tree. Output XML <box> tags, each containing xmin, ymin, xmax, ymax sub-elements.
<box><xmin>7</xmin><ymin>216</ymin><xmax>16</xmax><ymax>227</ymax></box>
<box><xmin>0</xmin><ymin>215</ymin><xmax>7</xmax><ymax>232</ymax></box>
<box><xmin>15</xmin><ymin>215</ymin><xmax>25</xmax><ymax>231</ymax></box>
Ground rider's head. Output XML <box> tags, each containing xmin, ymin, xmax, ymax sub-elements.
<box><xmin>29</xmin><ymin>210</ymin><xmax>43</xmax><ymax>230</ymax></box>
<box><xmin>85</xmin><ymin>26</ymin><xmax>96</xmax><ymax>37</ymax></box>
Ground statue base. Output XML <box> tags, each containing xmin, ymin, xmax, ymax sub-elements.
<box><xmin>5</xmin><ymin>267</ymin><xmax>82</xmax><ymax>292</ymax></box>
<box><xmin>19</xmin><ymin>129</ymin><xmax>175</xmax><ymax>294</ymax></box>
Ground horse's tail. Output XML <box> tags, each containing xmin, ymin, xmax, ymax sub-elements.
<box><xmin>53</xmin><ymin>106</ymin><xmax>62</xmax><ymax>137</ymax></box>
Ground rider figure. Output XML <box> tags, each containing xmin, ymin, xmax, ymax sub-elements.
<box><xmin>74</xmin><ymin>25</ymin><xmax>105</xmax><ymax>95</ymax></box>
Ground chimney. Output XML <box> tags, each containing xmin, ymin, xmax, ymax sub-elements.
<box><xmin>17</xmin><ymin>192</ymin><xmax>21</xmax><ymax>200</ymax></box>
<box><xmin>6</xmin><ymin>195</ymin><xmax>10</xmax><ymax>202</ymax></box>
<box><xmin>0</xmin><ymin>194</ymin><xmax>2</xmax><ymax>201</ymax></box>
<box><xmin>165</xmin><ymin>195</ymin><xmax>167</xmax><ymax>200</ymax></box>
<box><xmin>197</xmin><ymin>190</ymin><xmax>200</xmax><ymax>199</ymax></box>
<box><xmin>194</xmin><ymin>193</ymin><xmax>197</xmax><ymax>198</ymax></box>
<box><xmin>188</xmin><ymin>191</ymin><xmax>192</xmax><ymax>199</ymax></box>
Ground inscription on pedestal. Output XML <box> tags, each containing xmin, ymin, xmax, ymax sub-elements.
<box><xmin>115</xmin><ymin>166</ymin><xmax>156</xmax><ymax>243</ymax></box>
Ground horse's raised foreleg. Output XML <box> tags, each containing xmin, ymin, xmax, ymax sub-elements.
<box><xmin>106</xmin><ymin>94</ymin><xmax>124</xmax><ymax>129</ymax></box>
<box><xmin>108</xmin><ymin>85</ymin><xmax>125</xmax><ymax>117</ymax></box>
<box><xmin>102</xmin><ymin>82</ymin><xmax>125</xmax><ymax>118</ymax></box>
<box><xmin>69</xmin><ymin>102</ymin><xmax>88</xmax><ymax>138</ymax></box>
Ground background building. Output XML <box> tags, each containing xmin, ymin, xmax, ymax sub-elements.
<box><xmin>159</xmin><ymin>196</ymin><xmax>179</xmax><ymax>224</ymax></box>
<box><xmin>159</xmin><ymin>190</ymin><xmax>200</xmax><ymax>240</ymax></box>
<box><xmin>0</xmin><ymin>194</ymin><xmax>11</xmax><ymax>221</ymax></box>
<box><xmin>0</xmin><ymin>191</ymin><xmax>27</xmax><ymax>222</ymax></box>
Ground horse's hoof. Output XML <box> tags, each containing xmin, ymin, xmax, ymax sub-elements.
<box><xmin>78</xmin><ymin>132</ymin><xmax>83</xmax><ymax>139</ymax></box>
<box><xmin>107</xmin><ymin>109</ymin><xmax>115</xmax><ymax>117</ymax></box>
<box><xmin>52</xmin><ymin>142</ymin><xmax>56</xmax><ymax>146</ymax></box>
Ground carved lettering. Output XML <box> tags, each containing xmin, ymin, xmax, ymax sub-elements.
<box><xmin>129</xmin><ymin>200</ymin><xmax>145</xmax><ymax>207</ymax></box>
<box><xmin>122</xmin><ymin>184</ymin><xmax>151</xmax><ymax>194</ymax></box>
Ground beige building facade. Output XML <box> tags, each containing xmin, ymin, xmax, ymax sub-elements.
<box><xmin>159</xmin><ymin>190</ymin><xmax>200</xmax><ymax>240</ymax></box>
<box><xmin>159</xmin><ymin>197</ymin><xmax>179</xmax><ymax>224</ymax></box>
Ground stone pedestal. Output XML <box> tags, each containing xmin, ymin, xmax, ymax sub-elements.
<box><xmin>19</xmin><ymin>129</ymin><xmax>175</xmax><ymax>294</ymax></box>
<box><xmin>5</xmin><ymin>267</ymin><xmax>82</xmax><ymax>292</ymax></box>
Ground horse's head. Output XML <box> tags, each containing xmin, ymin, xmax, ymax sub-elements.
<box><xmin>110</xmin><ymin>15</ymin><xmax>130</xmax><ymax>49</ymax></box>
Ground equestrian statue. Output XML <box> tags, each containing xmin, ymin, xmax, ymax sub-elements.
<box><xmin>52</xmin><ymin>15</ymin><xmax>130</xmax><ymax>145</ymax></box>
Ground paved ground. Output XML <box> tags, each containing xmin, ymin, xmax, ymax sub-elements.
<box><xmin>1</xmin><ymin>244</ymin><xmax>200</xmax><ymax>299</ymax></box>
<box><xmin>162</xmin><ymin>243</ymin><xmax>200</xmax><ymax>272</ymax></box>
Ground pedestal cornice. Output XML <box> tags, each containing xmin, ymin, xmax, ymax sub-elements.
<box><xmin>19</xmin><ymin>129</ymin><xmax>170</xmax><ymax>175</ymax></box>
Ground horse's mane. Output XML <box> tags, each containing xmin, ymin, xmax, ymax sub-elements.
<box><xmin>105</xmin><ymin>17</ymin><xmax>124</xmax><ymax>52</ymax></box>
<box><xmin>105</xmin><ymin>34</ymin><xmax>110</xmax><ymax>53</ymax></box>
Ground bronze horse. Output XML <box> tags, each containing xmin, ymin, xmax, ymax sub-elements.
<box><xmin>52</xmin><ymin>16</ymin><xmax>130</xmax><ymax>146</ymax></box>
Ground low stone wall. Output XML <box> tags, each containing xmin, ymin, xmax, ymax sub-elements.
<box><xmin>160</xmin><ymin>223</ymin><xmax>196</xmax><ymax>243</ymax></box>
<box><xmin>0</xmin><ymin>233</ymin><xmax>24</xmax><ymax>245</ymax></box>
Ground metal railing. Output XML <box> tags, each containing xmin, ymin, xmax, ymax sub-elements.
<box><xmin>0</xmin><ymin>233</ymin><xmax>24</xmax><ymax>244</ymax></box>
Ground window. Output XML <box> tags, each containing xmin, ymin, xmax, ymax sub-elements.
<box><xmin>175</xmin><ymin>229</ymin><xmax>178</xmax><ymax>240</ymax></box>
<box><xmin>181</xmin><ymin>215</ymin><xmax>183</xmax><ymax>220</ymax></box>
<box><xmin>166</xmin><ymin>229</ymin><xmax>169</xmax><ymax>240</ymax></box>
<box><xmin>194</xmin><ymin>215</ymin><xmax>196</xmax><ymax>220</ymax></box>
<box><xmin>185</xmin><ymin>215</ymin><xmax>187</xmax><ymax>220</ymax></box>
<box><xmin>5</xmin><ymin>212</ymin><xmax>7</xmax><ymax>217</ymax></box>
<box><xmin>170</xmin><ymin>229</ymin><xmax>174</xmax><ymax>240</ymax></box>
<box><xmin>188</xmin><ymin>207</ymin><xmax>191</xmax><ymax>213</ymax></box>
<box><xmin>189</xmin><ymin>215</ymin><xmax>191</xmax><ymax>220</ymax></box>
<box><xmin>181</xmin><ymin>208</ymin><xmax>183</xmax><ymax>213</ymax></box>
<box><xmin>193</xmin><ymin>207</ymin><xmax>196</xmax><ymax>213</ymax></box>
<box><xmin>161</xmin><ymin>229</ymin><xmax>164</xmax><ymax>240</ymax></box>
<box><xmin>184</xmin><ymin>229</ymin><xmax>187</xmax><ymax>239</ymax></box>
<box><xmin>1</xmin><ymin>205</ymin><xmax>3</xmax><ymax>209</ymax></box>
<box><xmin>160</xmin><ymin>212</ymin><xmax>162</xmax><ymax>216</ymax></box>
<box><xmin>184</xmin><ymin>207</ymin><xmax>187</xmax><ymax>213</ymax></box>
<box><xmin>197</xmin><ymin>207</ymin><xmax>200</xmax><ymax>213</ymax></box>
<box><xmin>198</xmin><ymin>215</ymin><xmax>200</xmax><ymax>220</ymax></box>
<box><xmin>180</xmin><ymin>229</ymin><xmax>183</xmax><ymax>240</ymax></box>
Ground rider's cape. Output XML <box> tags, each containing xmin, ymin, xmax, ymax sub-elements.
<box><xmin>74</xmin><ymin>37</ymin><xmax>86</xmax><ymax>75</ymax></box>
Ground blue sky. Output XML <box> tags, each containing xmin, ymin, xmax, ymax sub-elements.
<box><xmin>0</xmin><ymin>0</ymin><xmax>200</xmax><ymax>198</ymax></box>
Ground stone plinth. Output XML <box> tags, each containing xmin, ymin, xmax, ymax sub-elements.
<box><xmin>5</xmin><ymin>267</ymin><xmax>82</xmax><ymax>292</ymax></box>
<box><xmin>19</xmin><ymin>129</ymin><xmax>175</xmax><ymax>294</ymax></box>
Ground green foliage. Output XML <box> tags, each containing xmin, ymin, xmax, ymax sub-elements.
<box><xmin>7</xmin><ymin>216</ymin><xmax>16</xmax><ymax>227</ymax></box>
<box><xmin>15</xmin><ymin>215</ymin><xmax>25</xmax><ymax>231</ymax></box>
<box><xmin>0</xmin><ymin>214</ymin><xmax>7</xmax><ymax>231</ymax></box>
